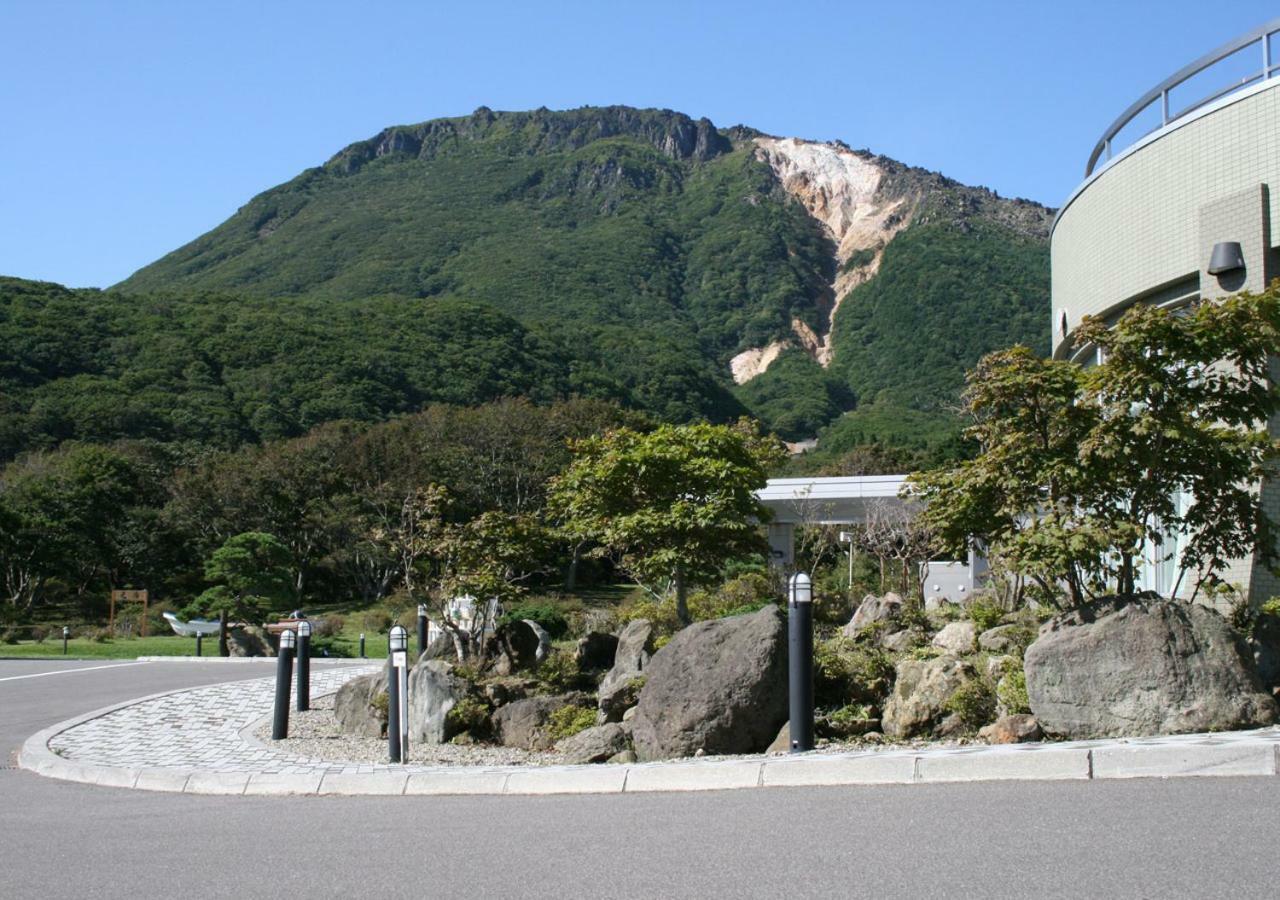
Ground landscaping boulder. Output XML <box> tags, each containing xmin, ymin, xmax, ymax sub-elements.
<box><xmin>575</xmin><ymin>631</ymin><xmax>619</xmax><ymax>671</ymax></box>
<box><xmin>555</xmin><ymin>723</ymin><xmax>629</xmax><ymax>764</ymax></box>
<box><xmin>481</xmin><ymin>677</ymin><xmax>537</xmax><ymax>709</ymax></box>
<box><xmin>880</xmin><ymin>629</ymin><xmax>923</xmax><ymax>653</ymax></box>
<box><xmin>407</xmin><ymin>659</ymin><xmax>466</xmax><ymax>745</ymax></box>
<box><xmin>978</xmin><ymin>624</ymin><xmax>1028</xmax><ymax>654</ymax></box>
<box><xmin>419</xmin><ymin>633</ymin><xmax>457</xmax><ymax>663</ymax></box>
<box><xmin>882</xmin><ymin>655</ymin><xmax>974</xmax><ymax>740</ymax></box>
<box><xmin>979</xmin><ymin>714</ymin><xmax>1043</xmax><ymax>744</ymax></box>
<box><xmin>226</xmin><ymin>625</ymin><xmax>273</xmax><ymax>657</ymax></box>
<box><xmin>1247</xmin><ymin>615</ymin><xmax>1280</xmax><ymax>690</ymax></box>
<box><xmin>1024</xmin><ymin>598</ymin><xmax>1279</xmax><ymax>739</ymax></box>
<box><xmin>842</xmin><ymin>592</ymin><xmax>903</xmax><ymax>637</ymax></box>
<box><xmin>492</xmin><ymin>691</ymin><xmax>592</xmax><ymax>751</ymax></box>
<box><xmin>598</xmin><ymin>619</ymin><xmax>655</xmax><ymax>722</ymax></box>
<box><xmin>932</xmin><ymin>621</ymin><xmax>977</xmax><ymax>655</ymax></box>
<box><xmin>630</xmin><ymin>605</ymin><xmax>787</xmax><ymax>760</ymax></box>
<box><xmin>334</xmin><ymin>670</ymin><xmax>387</xmax><ymax>738</ymax></box>
<box><xmin>493</xmin><ymin>619</ymin><xmax>551</xmax><ymax>675</ymax></box>
<box><xmin>767</xmin><ymin>722</ymin><xmax>791</xmax><ymax>754</ymax></box>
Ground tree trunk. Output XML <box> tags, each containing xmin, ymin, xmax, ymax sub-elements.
<box><xmin>565</xmin><ymin>542</ymin><xmax>582</xmax><ymax>592</ymax></box>
<box><xmin>218</xmin><ymin>609</ymin><xmax>229</xmax><ymax>657</ymax></box>
<box><xmin>674</xmin><ymin>568</ymin><xmax>689</xmax><ymax>626</ymax></box>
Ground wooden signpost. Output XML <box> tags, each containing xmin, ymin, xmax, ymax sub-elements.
<box><xmin>110</xmin><ymin>589</ymin><xmax>149</xmax><ymax>636</ymax></box>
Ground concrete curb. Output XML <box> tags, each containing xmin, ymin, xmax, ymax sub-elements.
<box><xmin>19</xmin><ymin>682</ymin><xmax>1280</xmax><ymax>797</ymax></box>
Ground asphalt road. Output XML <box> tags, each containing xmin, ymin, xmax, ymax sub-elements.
<box><xmin>3</xmin><ymin>660</ymin><xmax>1280</xmax><ymax>899</ymax></box>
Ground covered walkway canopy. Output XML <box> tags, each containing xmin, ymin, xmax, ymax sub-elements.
<box><xmin>755</xmin><ymin>475</ymin><xmax>980</xmax><ymax>604</ymax></box>
<box><xmin>756</xmin><ymin>475</ymin><xmax>911</xmax><ymax>525</ymax></box>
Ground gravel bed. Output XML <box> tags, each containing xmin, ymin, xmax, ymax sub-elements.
<box><xmin>255</xmin><ymin>691</ymin><xmax>987</xmax><ymax>769</ymax></box>
<box><xmin>254</xmin><ymin>693</ymin><xmax>564</xmax><ymax>767</ymax></box>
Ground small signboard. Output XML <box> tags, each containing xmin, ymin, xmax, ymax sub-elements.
<box><xmin>109</xmin><ymin>589</ymin><xmax>150</xmax><ymax>636</ymax></box>
<box><xmin>391</xmin><ymin>651</ymin><xmax>408</xmax><ymax>669</ymax></box>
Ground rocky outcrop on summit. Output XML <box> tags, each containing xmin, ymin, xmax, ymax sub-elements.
<box><xmin>330</xmin><ymin>106</ymin><xmax>732</xmax><ymax>174</ymax></box>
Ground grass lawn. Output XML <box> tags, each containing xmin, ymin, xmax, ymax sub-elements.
<box><xmin>0</xmin><ymin>631</ymin><xmax>389</xmax><ymax>660</ymax></box>
<box><xmin>0</xmin><ymin>634</ymin><xmax>217</xmax><ymax>659</ymax></box>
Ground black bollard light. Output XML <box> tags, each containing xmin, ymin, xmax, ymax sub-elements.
<box><xmin>272</xmin><ymin>630</ymin><xmax>296</xmax><ymax>740</ymax></box>
<box><xmin>788</xmin><ymin>572</ymin><xmax>815</xmax><ymax>753</ymax></box>
<box><xmin>62</xmin><ymin>626</ymin><xmax>69</xmax><ymax>656</ymax></box>
<box><xmin>416</xmin><ymin>604</ymin><xmax>428</xmax><ymax>659</ymax></box>
<box><xmin>387</xmin><ymin>625</ymin><xmax>409</xmax><ymax>763</ymax></box>
<box><xmin>196</xmin><ymin>631</ymin><xmax>203</xmax><ymax>657</ymax></box>
<box><xmin>296</xmin><ymin>620</ymin><xmax>312</xmax><ymax>711</ymax></box>
<box><xmin>359</xmin><ymin>632</ymin><xmax>366</xmax><ymax>659</ymax></box>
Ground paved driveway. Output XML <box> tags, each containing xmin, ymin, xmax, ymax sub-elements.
<box><xmin>3</xmin><ymin>659</ymin><xmax>1280</xmax><ymax>899</ymax></box>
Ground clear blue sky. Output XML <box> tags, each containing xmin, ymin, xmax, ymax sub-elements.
<box><xmin>1</xmin><ymin>0</ymin><xmax>1275</xmax><ymax>288</ymax></box>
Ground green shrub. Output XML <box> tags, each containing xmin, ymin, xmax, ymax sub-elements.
<box><xmin>814</xmin><ymin>637</ymin><xmax>894</xmax><ymax>709</ymax></box>
<box><xmin>30</xmin><ymin>626</ymin><xmax>48</xmax><ymax>643</ymax></box>
<box><xmin>945</xmin><ymin>678</ymin><xmax>997</xmax><ymax>730</ymax></box>
<box><xmin>617</xmin><ymin>595</ymin><xmax>681</xmax><ymax>636</ymax></box>
<box><xmin>967</xmin><ymin>598</ymin><xmax>1004</xmax><ymax>634</ymax></box>
<box><xmin>536</xmin><ymin>649</ymin><xmax>586</xmax><ymax>692</ymax></box>
<box><xmin>371</xmin><ymin>690</ymin><xmax>389</xmax><ymax>722</ymax></box>
<box><xmin>501</xmin><ymin>603</ymin><xmax>569</xmax><ymax>638</ymax></box>
<box><xmin>445</xmin><ymin>696</ymin><xmax>492</xmax><ymax>737</ymax></box>
<box><xmin>1</xmin><ymin>628</ymin><xmax>18</xmax><ymax>644</ymax></box>
<box><xmin>545</xmin><ymin>705</ymin><xmax>597</xmax><ymax>741</ymax></box>
<box><xmin>825</xmin><ymin>703</ymin><xmax>876</xmax><ymax>738</ymax></box>
<box><xmin>688</xmin><ymin>573</ymin><xmax>774</xmax><ymax>621</ymax></box>
<box><xmin>312</xmin><ymin>615</ymin><xmax>344</xmax><ymax>638</ymax></box>
<box><xmin>997</xmin><ymin>669</ymin><xmax>1031</xmax><ymax>715</ymax></box>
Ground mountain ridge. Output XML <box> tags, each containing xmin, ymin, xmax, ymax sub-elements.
<box><xmin>0</xmin><ymin>105</ymin><xmax>1054</xmax><ymax>461</ymax></box>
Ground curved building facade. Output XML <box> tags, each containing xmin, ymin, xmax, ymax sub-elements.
<box><xmin>1051</xmin><ymin>21</ymin><xmax>1280</xmax><ymax>602</ymax></box>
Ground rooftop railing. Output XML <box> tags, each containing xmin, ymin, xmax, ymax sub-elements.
<box><xmin>1085</xmin><ymin>18</ymin><xmax>1280</xmax><ymax>177</ymax></box>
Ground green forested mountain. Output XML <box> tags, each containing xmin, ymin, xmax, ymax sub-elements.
<box><xmin>3</xmin><ymin>106</ymin><xmax>1054</xmax><ymax>463</ymax></box>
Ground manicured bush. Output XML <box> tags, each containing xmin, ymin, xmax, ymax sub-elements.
<box><xmin>997</xmin><ymin>668</ymin><xmax>1031</xmax><ymax>715</ymax></box>
<box><xmin>545</xmin><ymin>705</ymin><xmax>597</xmax><ymax>742</ymax></box>
<box><xmin>945</xmin><ymin>678</ymin><xmax>997</xmax><ymax>730</ymax></box>
<box><xmin>967</xmin><ymin>598</ymin><xmax>1004</xmax><ymax>634</ymax></box>
<box><xmin>445</xmin><ymin>696</ymin><xmax>492</xmax><ymax>738</ymax></box>
<box><xmin>814</xmin><ymin>637</ymin><xmax>894</xmax><ymax>710</ymax></box>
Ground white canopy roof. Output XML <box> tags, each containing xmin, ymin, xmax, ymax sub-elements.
<box><xmin>755</xmin><ymin>475</ymin><xmax>912</xmax><ymax>525</ymax></box>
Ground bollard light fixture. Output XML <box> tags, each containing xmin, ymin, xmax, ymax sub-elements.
<box><xmin>389</xmin><ymin>625</ymin><xmax>408</xmax><ymax>652</ymax></box>
<box><xmin>280</xmin><ymin>629</ymin><xmax>297</xmax><ymax>651</ymax></box>
<box><xmin>417</xmin><ymin>603</ymin><xmax>428</xmax><ymax>617</ymax></box>
<box><xmin>788</xmin><ymin>572</ymin><xmax>813</xmax><ymax>605</ymax></box>
<box><xmin>786</xmin><ymin>571</ymin><xmax>815</xmax><ymax>752</ymax></box>
<box><xmin>296</xmin><ymin>620</ymin><xmax>311</xmax><ymax>638</ymax></box>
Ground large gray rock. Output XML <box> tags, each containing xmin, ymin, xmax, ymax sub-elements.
<box><xmin>630</xmin><ymin>605</ymin><xmax>787</xmax><ymax>760</ymax></box>
<box><xmin>842</xmin><ymin>593</ymin><xmax>903</xmax><ymax>638</ymax></box>
<box><xmin>932</xmin><ymin>621</ymin><xmax>977</xmax><ymax>655</ymax></box>
<box><xmin>1248</xmin><ymin>615</ymin><xmax>1280</xmax><ymax>690</ymax></box>
<box><xmin>407</xmin><ymin>659</ymin><xmax>466</xmax><ymax>745</ymax></box>
<box><xmin>226</xmin><ymin>625</ymin><xmax>273</xmax><ymax>657</ymax></box>
<box><xmin>494</xmin><ymin>619</ymin><xmax>551</xmax><ymax>675</ymax></box>
<box><xmin>882</xmin><ymin>655</ymin><xmax>974</xmax><ymax>740</ymax></box>
<box><xmin>880</xmin><ymin>629</ymin><xmax>924</xmax><ymax>653</ymax></box>
<box><xmin>334</xmin><ymin>670</ymin><xmax>387</xmax><ymax>738</ymax></box>
<box><xmin>491</xmin><ymin>691</ymin><xmax>592</xmax><ymax>751</ymax></box>
<box><xmin>555</xmin><ymin>723</ymin><xmax>629</xmax><ymax>764</ymax></box>
<box><xmin>1024</xmin><ymin>598</ymin><xmax>1279</xmax><ymax>739</ymax></box>
<box><xmin>598</xmin><ymin>619</ymin><xmax>655</xmax><ymax>722</ymax></box>
<box><xmin>575</xmin><ymin>631</ymin><xmax>618</xmax><ymax>671</ymax></box>
<box><xmin>978</xmin><ymin>624</ymin><xmax>1028</xmax><ymax>654</ymax></box>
